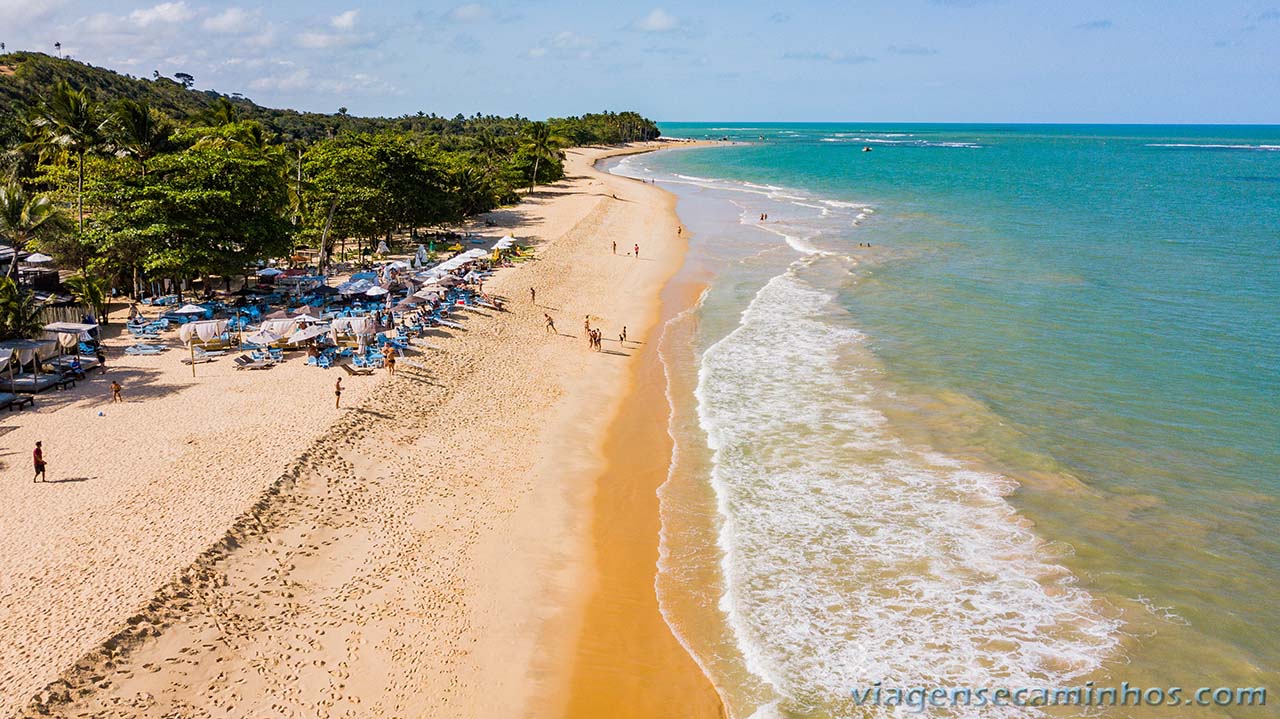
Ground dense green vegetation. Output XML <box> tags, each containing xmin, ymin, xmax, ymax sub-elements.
<box><xmin>0</xmin><ymin>52</ymin><xmax>660</xmax><ymax>333</ymax></box>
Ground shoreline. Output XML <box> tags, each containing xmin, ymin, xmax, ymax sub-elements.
<box><xmin>2</xmin><ymin>140</ymin><xmax>722</xmax><ymax>718</ymax></box>
<box><xmin>559</xmin><ymin>150</ymin><xmax>725</xmax><ymax>718</ymax></box>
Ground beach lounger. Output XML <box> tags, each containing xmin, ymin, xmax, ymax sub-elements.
<box><xmin>342</xmin><ymin>362</ymin><xmax>374</xmax><ymax>376</ymax></box>
<box><xmin>0</xmin><ymin>373</ymin><xmax>62</xmax><ymax>394</ymax></box>
<box><xmin>125</xmin><ymin>344</ymin><xmax>167</xmax><ymax>355</ymax></box>
<box><xmin>233</xmin><ymin>354</ymin><xmax>274</xmax><ymax>370</ymax></box>
<box><xmin>182</xmin><ymin>347</ymin><xmax>224</xmax><ymax>365</ymax></box>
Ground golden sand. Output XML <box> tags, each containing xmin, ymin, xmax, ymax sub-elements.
<box><xmin>0</xmin><ymin>142</ymin><xmax>721</xmax><ymax>717</ymax></box>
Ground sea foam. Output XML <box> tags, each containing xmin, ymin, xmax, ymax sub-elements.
<box><xmin>693</xmin><ymin>267</ymin><xmax>1120</xmax><ymax>717</ymax></box>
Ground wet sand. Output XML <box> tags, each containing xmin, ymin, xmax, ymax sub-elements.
<box><xmin>561</xmin><ymin>201</ymin><xmax>724</xmax><ymax>717</ymax></box>
<box><xmin>3</xmin><ymin>141</ymin><xmax>721</xmax><ymax>718</ymax></box>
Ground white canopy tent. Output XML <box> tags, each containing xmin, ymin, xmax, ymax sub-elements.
<box><xmin>178</xmin><ymin>319</ymin><xmax>228</xmax><ymax>345</ymax></box>
<box><xmin>259</xmin><ymin>318</ymin><xmax>299</xmax><ymax>336</ymax></box>
<box><xmin>331</xmin><ymin>316</ymin><xmax>375</xmax><ymax>337</ymax></box>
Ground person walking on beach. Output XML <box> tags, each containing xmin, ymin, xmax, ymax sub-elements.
<box><xmin>544</xmin><ymin>313</ymin><xmax>556</xmax><ymax>334</ymax></box>
<box><xmin>619</xmin><ymin>325</ymin><xmax>627</xmax><ymax>345</ymax></box>
<box><xmin>97</xmin><ymin>348</ymin><xmax>107</xmax><ymax>373</ymax></box>
<box><xmin>612</xmin><ymin>240</ymin><xmax>617</xmax><ymax>255</ymax></box>
<box><xmin>33</xmin><ymin>442</ymin><xmax>46</xmax><ymax>483</ymax></box>
<box><xmin>385</xmin><ymin>353</ymin><xmax>396</xmax><ymax>376</ymax></box>
<box><xmin>530</xmin><ymin>287</ymin><xmax>536</xmax><ymax>305</ymax></box>
<box><xmin>334</xmin><ymin>377</ymin><xmax>343</xmax><ymax>409</ymax></box>
<box><xmin>110</xmin><ymin>380</ymin><xmax>122</xmax><ymax>403</ymax></box>
<box><xmin>634</xmin><ymin>243</ymin><xmax>640</xmax><ymax>258</ymax></box>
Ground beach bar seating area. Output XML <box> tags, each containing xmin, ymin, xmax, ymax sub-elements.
<box><xmin>114</xmin><ymin>237</ymin><xmax>519</xmax><ymax>375</ymax></box>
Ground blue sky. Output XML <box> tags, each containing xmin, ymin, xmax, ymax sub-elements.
<box><xmin>1</xmin><ymin>0</ymin><xmax>1277</xmax><ymax>122</ymax></box>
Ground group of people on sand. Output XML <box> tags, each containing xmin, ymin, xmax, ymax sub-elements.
<box><xmin>608</xmin><ymin>241</ymin><xmax>642</xmax><ymax>257</ymax></box>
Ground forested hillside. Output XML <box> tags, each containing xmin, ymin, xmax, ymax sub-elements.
<box><xmin>0</xmin><ymin>52</ymin><xmax>661</xmax><ymax>329</ymax></box>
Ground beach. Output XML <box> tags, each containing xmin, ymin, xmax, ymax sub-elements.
<box><xmin>0</xmin><ymin>142</ymin><xmax>720</xmax><ymax>718</ymax></box>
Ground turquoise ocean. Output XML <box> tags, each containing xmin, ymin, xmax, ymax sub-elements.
<box><xmin>604</xmin><ymin>125</ymin><xmax>1278</xmax><ymax>718</ymax></box>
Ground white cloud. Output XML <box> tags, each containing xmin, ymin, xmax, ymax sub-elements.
<box><xmin>550</xmin><ymin>30</ymin><xmax>595</xmax><ymax>49</ymax></box>
<box><xmin>203</xmin><ymin>7</ymin><xmax>255</xmax><ymax>33</ymax></box>
<box><xmin>527</xmin><ymin>30</ymin><xmax>599</xmax><ymax>60</ymax></box>
<box><xmin>448</xmin><ymin>3</ymin><xmax>492</xmax><ymax>22</ymax></box>
<box><xmin>330</xmin><ymin>9</ymin><xmax>358</xmax><ymax>29</ymax></box>
<box><xmin>0</xmin><ymin>0</ymin><xmax>69</xmax><ymax>27</ymax></box>
<box><xmin>783</xmin><ymin>49</ymin><xmax>876</xmax><ymax>64</ymax></box>
<box><xmin>250</xmin><ymin>67</ymin><xmax>312</xmax><ymax>91</ymax></box>
<box><xmin>129</xmin><ymin>2</ymin><xmax>193</xmax><ymax>27</ymax></box>
<box><xmin>297</xmin><ymin>31</ymin><xmax>364</xmax><ymax>49</ymax></box>
<box><xmin>249</xmin><ymin>65</ymin><xmax>396</xmax><ymax>96</ymax></box>
<box><xmin>634</xmin><ymin>8</ymin><xmax>679</xmax><ymax>32</ymax></box>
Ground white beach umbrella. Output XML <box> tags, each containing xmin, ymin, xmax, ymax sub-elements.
<box><xmin>243</xmin><ymin>329</ymin><xmax>282</xmax><ymax>345</ymax></box>
<box><xmin>287</xmin><ymin>324</ymin><xmax>332</xmax><ymax>345</ymax></box>
<box><xmin>24</xmin><ymin>252</ymin><xmax>54</xmax><ymax>263</ymax></box>
<box><xmin>173</xmin><ymin>304</ymin><xmax>208</xmax><ymax>315</ymax></box>
<box><xmin>365</xmin><ymin>286</ymin><xmax>390</xmax><ymax>297</ymax></box>
<box><xmin>255</xmin><ymin>267</ymin><xmax>284</xmax><ymax>277</ymax></box>
<box><xmin>338</xmin><ymin>278</ymin><xmax>373</xmax><ymax>295</ymax></box>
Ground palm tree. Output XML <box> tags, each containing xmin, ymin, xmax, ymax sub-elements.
<box><xmin>33</xmin><ymin>80</ymin><xmax>112</xmax><ymax>234</ymax></box>
<box><xmin>199</xmin><ymin>97</ymin><xmax>240</xmax><ymax>127</ymax></box>
<box><xmin>451</xmin><ymin>166</ymin><xmax>495</xmax><ymax>218</ymax></box>
<box><xmin>475</xmin><ymin>129</ymin><xmax>510</xmax><ymax>176</ymax></box>
<box><xmin>111</xmin><ymin>99</ymin><xmax>172</xmax><ymax>176</ymax></box>
<box><xmin>0</xmin><ymin>276</ymin><xmax>45</xmax><ymax>340</ymax></box>
<box><xmin>0</xmin><ymin>183</ymin><xmax>65</xmax><ymax>279</ymax></box>
<box><xmin>522</xmin><ymin>121</ymin><xmax>566</xmax><ymax>194</ymax></box>
<box><xmin>63</xmin><ymin>272</ymin><xmax>109</xmax><ymax>325</ymax></box>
